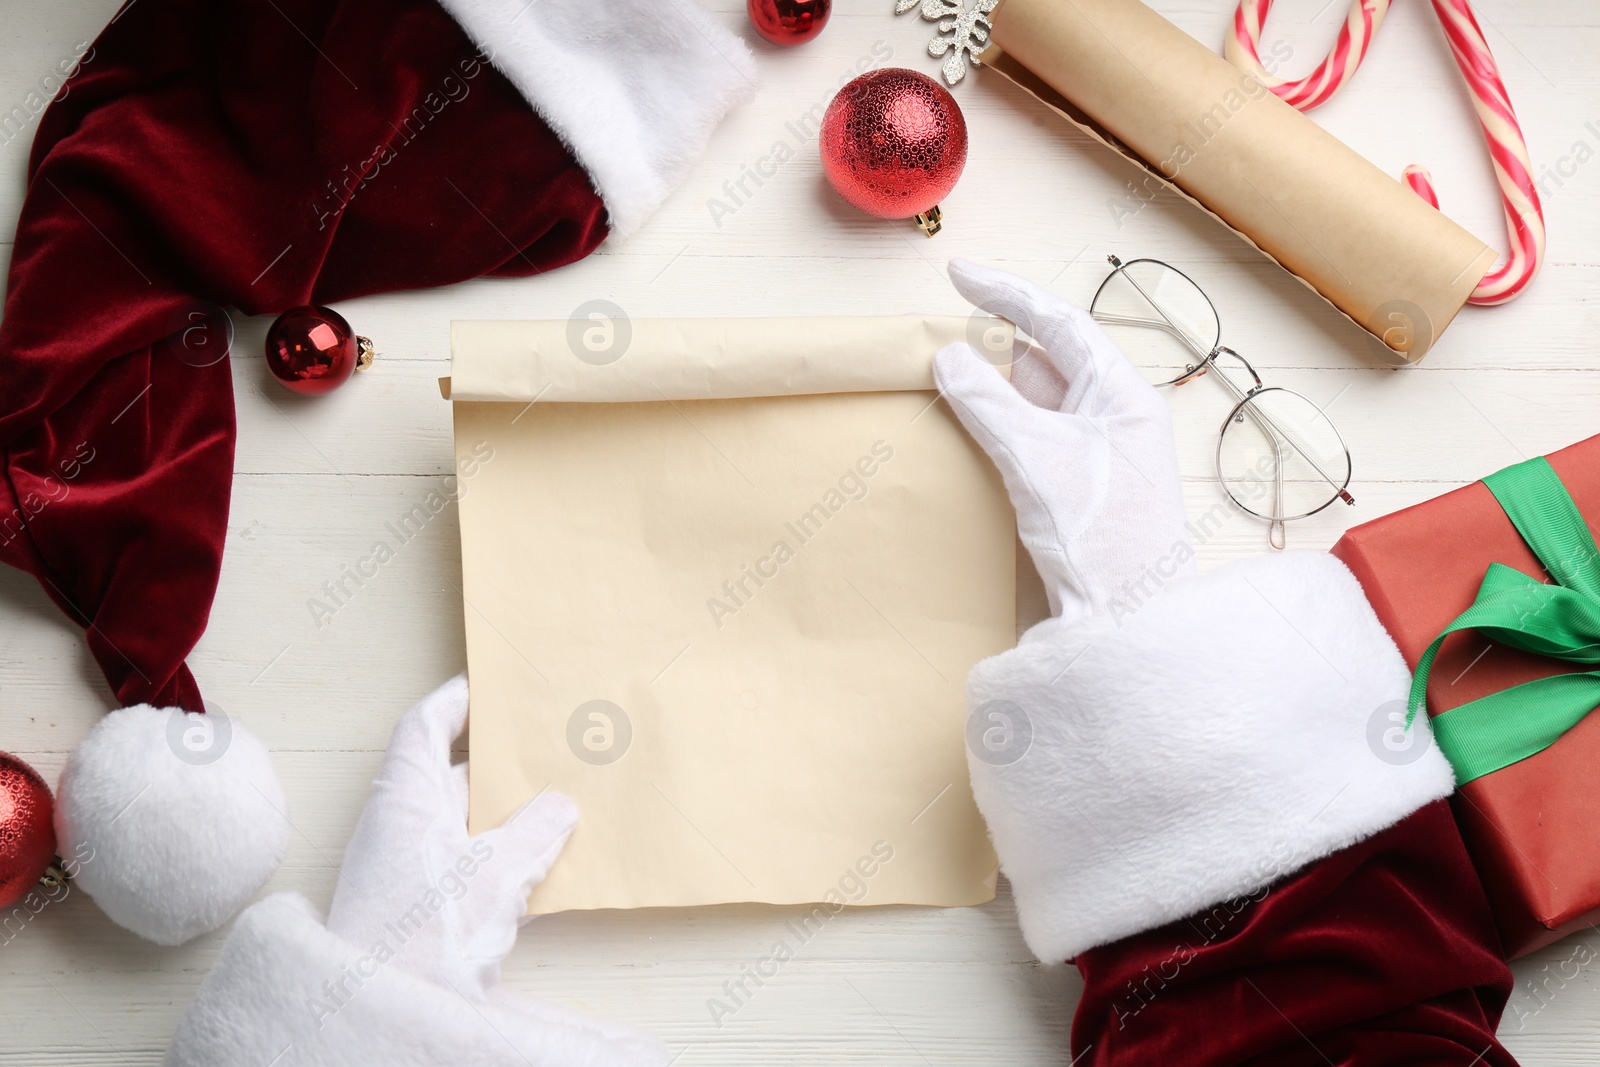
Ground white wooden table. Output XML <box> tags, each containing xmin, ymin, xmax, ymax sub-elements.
<box><xmin>3</xmin><ymin>0</ymin><xmax>1598</xmax><ymax>1063</ymax></box>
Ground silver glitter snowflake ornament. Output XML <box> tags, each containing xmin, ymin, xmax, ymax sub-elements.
<box><xmin>894</xmin><ymin>0</ymin><xmax>1000</xmax><ymax>85</ymax></box>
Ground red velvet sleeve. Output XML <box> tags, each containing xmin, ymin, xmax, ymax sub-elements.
<box><xmin>1072</xmin><ymin>799</ymin><xmax>1518</xmax><ymax>1067</ymax></box>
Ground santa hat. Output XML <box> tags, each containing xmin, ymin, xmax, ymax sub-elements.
<box><xmin>967</xmin><ymin>552</ymin><xmax>1520</xmax><ymax>1064</ymax></box>
<box><xmin>2</xmin><ymin>0</ymin><xmax>754</xmax><ymax>944</ymax></box>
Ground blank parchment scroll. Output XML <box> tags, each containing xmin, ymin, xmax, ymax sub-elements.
<box><xmin>448</xmin><ymin>316</ymin><xmax>1017</xmax><ymax>913</ymax></box>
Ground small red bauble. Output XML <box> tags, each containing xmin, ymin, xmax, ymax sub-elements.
<box><xmin>820</xmin><ymin>68</ymin><xmax>968</xmax><ymax>235</ymax></box>
<box><xmin>265</xmin><ymin>305</ymin><xmax>374</xmax><ymax>395</ymax></box>
<box><xmin>747</xmin><ymin>0</ymin><xmax>831</xmax><ymax>45</ymax></box>
<box><xmin>0</xmin><ymin>752</ymin><xmax>56</xmax><ymax>910</ymax></box>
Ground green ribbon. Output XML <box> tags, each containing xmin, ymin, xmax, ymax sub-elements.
<box><xmin>1407</xmin><ymin>456</ymin><xmax>1600</xmax><ymax>784</ymax></box>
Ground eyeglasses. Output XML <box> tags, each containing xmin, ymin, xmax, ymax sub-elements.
<box><xmin>1089</xmin><ymin>256</ymin><xmax>1354</xmax><ymax>550</ymax></box>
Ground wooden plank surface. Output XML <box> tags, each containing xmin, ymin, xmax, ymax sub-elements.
<box><xmin>2</xmin><ymin>0</ymin><xmax>1598</xmax><ymax>1062</ymax></box>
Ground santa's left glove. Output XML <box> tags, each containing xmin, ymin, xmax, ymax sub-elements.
<box><xmin>164</xmin><ymin>676</ymin><xmax>665</xmax><ymax>1067</ymax></box>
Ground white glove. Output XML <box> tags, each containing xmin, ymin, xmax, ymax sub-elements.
<box><xmin>937</xmin><ymin>261</ymin><xmax>1452</xmax><ymax>966</ymax></box>
<box><xmin>933</xmin><ymin>258</ymin><xmax>1193</xmax><ymax>622</ymax></box>
<box><xmin>327</xmin><ymin>673</ymin><xmax>572</xmax><ymax>1001</ymax></box>
<box><xmin>166</xmin><ymin>676</ymin><xmax>666</xmax><ymax>1067</ymax></box>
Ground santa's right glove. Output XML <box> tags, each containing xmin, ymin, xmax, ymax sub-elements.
<box><xmin>935</xmin><ymin>260</ymin><xmax>1520</xmax><ymax>1066</ymax></box>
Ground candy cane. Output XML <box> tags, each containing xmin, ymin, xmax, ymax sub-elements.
<box><xmin>1227</xmin><ymin>0</ymin><xmax>1545</xmax><ymax>305</ymax></box>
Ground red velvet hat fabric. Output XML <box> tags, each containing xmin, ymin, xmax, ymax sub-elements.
<box><xmin>0</xmin><ymin>0</ymin><xmax>608</xmax><ymax>710</ymax></box>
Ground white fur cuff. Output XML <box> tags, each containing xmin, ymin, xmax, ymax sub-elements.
<box><xmin>965</xmin><ymin>552</ymin><xmax>1455</xmax><ymax>964</ymax></box>
<box><xmin>439</xmin><ymin>0</ymin><xmax>756</xmax><ymax>239</ymax></box>
<box><xmin>165</xmin><ymin>893</ymin><xmax>666</xmax><ymax>1066</ymax></box>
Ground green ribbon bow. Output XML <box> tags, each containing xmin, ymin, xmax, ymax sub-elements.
<box><xmin>1407</xmin><ymin>456</ymin><xmax>1600</xmax><ymax>785</ymax></box>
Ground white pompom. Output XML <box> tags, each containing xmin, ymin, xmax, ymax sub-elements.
<box><xmin>54</xmin><ymin>705</ymin><xmax>289</xmax><ymax>946</ymax></box>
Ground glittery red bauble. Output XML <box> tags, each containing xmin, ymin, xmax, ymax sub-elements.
<box><xmin>266</xmin><ymin>306</ymin><xmax>363</xmax><ymax>395</ymax></box>
<box><xmin>0</xmin><ymin>753</ymin><xmax>55</xmax><ymax>910</ymax></box>
<box><xmin>747</xmin><ymin>0</ymin><xmax>830</xmax><ymax>45</ymax></box>
<box><xmin>820</xmin><ymin>68</ymin><xmax>968</xmax><ymax>221</ymax></box>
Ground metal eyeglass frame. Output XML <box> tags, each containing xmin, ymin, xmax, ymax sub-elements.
<box><xmin>1090</xmin><ymin>255</ymin><xmax>1355</xmax><ymax>550</ymax></box>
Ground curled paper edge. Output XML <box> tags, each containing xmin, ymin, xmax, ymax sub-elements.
<box><xmin>443</xmin><ymin>316</ymin><xmax>1015</xmax><ymax>403</ymax></box>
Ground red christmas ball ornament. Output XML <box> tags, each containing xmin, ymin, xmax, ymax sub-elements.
<box><xmin>0</xmin><ymin>752</ymin><xmax>57</xmax><ymax>910</ymax></box>
<box><xmin>820</xmin><ymin>67</ymin><xmax>968</xmax><ymax>236</ymax></box>
<box><xmin>747</xmin><ymin>0</ymin><xmax>831</xmax><ymax>45</ymax></box>
<box><xmin>265</xmin><ymin>305</ymin><xmax>375</xmax><ymax>395</ymax></box>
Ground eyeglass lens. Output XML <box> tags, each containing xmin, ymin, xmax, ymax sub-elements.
<box><xmin>1219</xmin><ymin>386</ymin><xmax>1351</xmax><ymax>523</ymax></box>
<box><xmin>1089</xmin><ymin>259</ymin><xmax>1221</xmax><ymax>386</ymax></box>
<box><xmin>1089</xmin><ymin>259</ymin><xmax>1353</xmax><ymax>537</ymax></box>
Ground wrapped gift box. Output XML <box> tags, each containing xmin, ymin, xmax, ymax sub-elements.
<box><xmin>1332</xmin><ymin>434</ymin><xmax>1600</xmax><ymax>959</ymax></box>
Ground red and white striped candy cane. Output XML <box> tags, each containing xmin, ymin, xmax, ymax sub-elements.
<box><xmin>1227</xmin><ymin>0</ymin><xmax>1545</xmax><ymax>305</ymax></box>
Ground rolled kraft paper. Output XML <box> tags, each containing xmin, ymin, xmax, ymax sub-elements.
<box><xmin>981</xmin><ymin>0</ymin><xmax>1499</xmax><ymax>363</ymax></box>
<box><xmin>445</xmin><ymin>316</ymin><xmax>1015</xmax><ymax>403</ymax></box>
